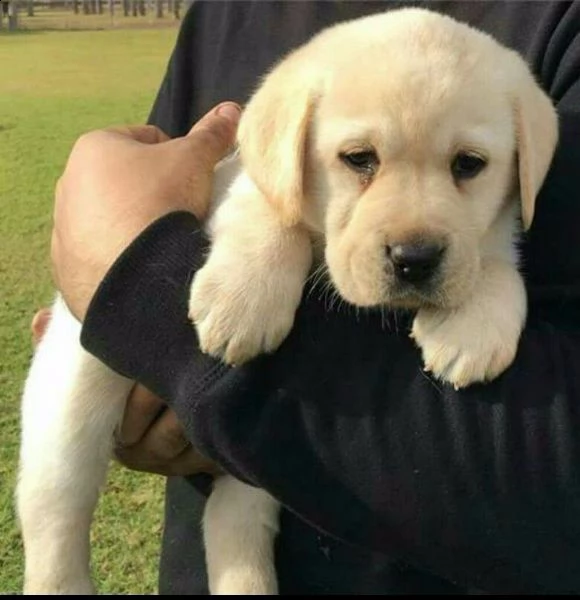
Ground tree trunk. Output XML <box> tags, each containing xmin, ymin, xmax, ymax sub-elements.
<box><xmin>8</xmin><ymin>0</ymin><xmax>18</xmax><ymax>31</ymax></box>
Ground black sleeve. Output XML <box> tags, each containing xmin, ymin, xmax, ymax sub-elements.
<box><xmin>81</xmin><ymin>1</ymin><xmax>580</xmax><ymax>594</ymax></box>
<box><xmin>81</xmin><ymin>137</ymin><xmax>580</xmax><ymax>596</ymax></box>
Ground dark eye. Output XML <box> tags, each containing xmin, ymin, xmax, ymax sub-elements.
<box><xmin>339</xmin><ymin>149</ymin><xmax>379</xmax><ymax>174</ymax></box>
<box><xmin>451</xmin><ymin>152</ymin><xmax>487</xmax><ymax>181</ymax></box>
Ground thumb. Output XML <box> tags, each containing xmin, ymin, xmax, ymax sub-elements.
<box><xmin>179</xmin><ymin>102</ymin><xmax>241</xmax><ymax>168</ymax></box>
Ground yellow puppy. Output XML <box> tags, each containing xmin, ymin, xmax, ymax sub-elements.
<box><xmin>190</xmin><ymin>7</ymin><xmax>558</xmax><ymax>389</ymax></box>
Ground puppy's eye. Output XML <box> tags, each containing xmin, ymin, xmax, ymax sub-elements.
<box><xmin>451</xmin><ymin>152</ymin><xmax>487</xmax><ymax>181</ymax></box>
<box><xmin>339</xmin><ymin>149</ymin><xmax>379</xmax><ymax>174</ymax></box>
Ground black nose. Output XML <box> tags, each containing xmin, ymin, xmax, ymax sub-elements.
<box><xmin>387</xmin><ymin>242</ymin><xmax>445</xmax><ymax>284</ymax></box>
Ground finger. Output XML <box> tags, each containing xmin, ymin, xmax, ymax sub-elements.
<box><xmin>119</xmin><ymin>385</ymin><xmax>165</xmax><ymax>447</ymax></box>
<box><xmin>115</xmin><ymin>444</ymin><xmax>221</xmax><ymax>477</ymax></box>
<box><xmin>31</xmin><ymin>308</ymin><xmax>52</xmax><ymax>346</ymax></box>
<box><xmin>137</xmin><ymin>408</ymin><xmax>191</xmax><ymax>460</ymax></box>
<box><xmin>178</xmin><ymin>101</ymin><xmax>241</xmax><ymax>168</ymax></box>
<box><xmin>163</xmin><ymin>447</ymin><xmax>222</xmax><ymax>477</ymax></box>
<box><xmin>101</xmin><ymin>124</ymin><xmax>171</xmax><ymax>144</ymax></box>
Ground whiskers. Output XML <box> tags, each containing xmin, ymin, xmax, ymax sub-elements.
<box><xmin>380</xmin><ymin>304</ymin><xmax>400</xmax><ymax>335</ymax></box>
<box><xmin>306</xmin><ymin>263</ymin><xmax>349</xmax><ymax>313</ymax></box>
<box><xmin>306</xmin><ymin>262</ymin><xmax>330</xmax><ymax>298</ymax></box>
<box><xmin>305</xmin><ymin>263</ymin><xmax>408</xmax><ymax>332</ymax></box>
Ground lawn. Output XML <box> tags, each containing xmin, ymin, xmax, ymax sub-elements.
<box><xmin>0</xmin><ymin>26</ymin><xmax>180</xmax><ymax>594</ymax></box>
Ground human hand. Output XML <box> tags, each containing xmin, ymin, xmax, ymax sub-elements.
<box><xmin>31</xmin><ymin>308</ymin><xmax>220</xmax><ymax>477</ymax></box>
<box><xmin>113</xmin><ymin>384</ymin><xmax>221</xmax><ymax>477</ymax></box>
<box><xmin>51</xmin><ymin>102</ymin><xmax>241</xmax><ymax>322</ymax></box>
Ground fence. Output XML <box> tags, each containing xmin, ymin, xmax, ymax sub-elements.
<box><xmin>0</xmin><ymin>0</ymin><xmax>193</xmax><ymax>30</ymax></box>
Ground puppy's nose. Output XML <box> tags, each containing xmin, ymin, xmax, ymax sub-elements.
<box><xmin>387</xmin><ymin>242</ymin><xmax>445</xmax><ymax>284</ymax></box>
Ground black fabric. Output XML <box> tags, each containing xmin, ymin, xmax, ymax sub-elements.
<box><xmin>81</xmin><ymin>0</ymin><xmax>580</xmax><ymax>594</ymax></box>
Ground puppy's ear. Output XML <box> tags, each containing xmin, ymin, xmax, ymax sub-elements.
<box><xmin>512</xmin><ymin>74</ymin><xmax>559</xmax><ymax>231</ymax></box>
<box><xmin>237</xmin><ymin>50</ymin><xmax>318</xmax><ymax>227</ymax></box>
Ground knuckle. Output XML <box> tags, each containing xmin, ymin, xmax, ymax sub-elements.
<box><xmin>72</xmin><ymin>129</ymin><xmax>110</xmax><ymax>162</ymax></box>
<box><xmin>113</xmin><ymin>411</ymin><xmax>190</xmax><ymax>472</ymax></box>
<box><xmin>73</xmin><ymin>131</ymin><xmax>97</xmax><ymax>153</ymax></box>
<box><xmin>193</xmin><ymin>122</ymin><xmax>230</xmax><ymax>153</ymax></box>
<box><xmin>147</xmin><ymin>124</ymin><xmax>169</xmax><ymax>142</ymax></box>
<box><xmin>153</xmin><ymin>422</ymin><xmax>189</xmax><ymax>460</ymax></box>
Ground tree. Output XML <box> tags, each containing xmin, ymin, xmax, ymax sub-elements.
<box><xmin>8</xmin><ymin>0</ymin><xmax>18</xmax><ymax>31</ymax></box>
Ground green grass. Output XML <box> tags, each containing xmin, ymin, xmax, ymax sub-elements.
<box><xmin>0</xmin><ymin>26</ymin><xmax>180</xmax><ymax>594</ymax></box>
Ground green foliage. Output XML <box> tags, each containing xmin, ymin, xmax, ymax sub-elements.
<box><xmin>0</xmin><ymin>27</ymin><xmax>179</xmax><ymax>594</ymax></box>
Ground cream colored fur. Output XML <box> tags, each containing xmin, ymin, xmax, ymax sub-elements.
<box><xmin>16</xmin><ymin>8</ymin><xmax>558</xmax><ymax>595</ymax></box>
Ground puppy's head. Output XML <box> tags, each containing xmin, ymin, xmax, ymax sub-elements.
<box><xmin>238</xmin><ymin>8</ymin><xmax>559</xmax><ymax>310</ymax></box>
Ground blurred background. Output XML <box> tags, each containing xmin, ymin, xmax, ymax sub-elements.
<box><xmin>0</xmin><ymin>1</ymin><xmax>190</xmax><ymax>593</ymax></box>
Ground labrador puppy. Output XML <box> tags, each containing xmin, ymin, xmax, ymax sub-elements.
<box><xmin>17</xmin><ymin>8</ymin><xmax>558</xmax><ymax>596</ymax></box>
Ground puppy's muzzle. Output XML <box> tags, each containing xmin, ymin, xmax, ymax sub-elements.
<box><xmin>386</xmin><ymin>241</ymin><xmax>446</xmax><ymax>286</ymax></box>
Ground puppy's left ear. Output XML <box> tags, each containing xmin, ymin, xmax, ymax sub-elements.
<box><xmin>512</xmin><ymin>73</ymin><xmax>559</xmax><ymax>231</ymax></box>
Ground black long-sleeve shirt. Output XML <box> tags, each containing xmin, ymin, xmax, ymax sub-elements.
<box><xmin>81</xmin><ymin>1</ymin><xmax>580</xmax><ymax>594</ymax></box>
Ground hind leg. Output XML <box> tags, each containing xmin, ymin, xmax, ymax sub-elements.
<box><xmin>203</xmin><ymin>475</ymin><xmax>280</xmax><ymax>595</ymax></box>
<box><xmin>16</xmin><ymin>296</ymin><xmax>133</xmax><ymax>594</ymax></box>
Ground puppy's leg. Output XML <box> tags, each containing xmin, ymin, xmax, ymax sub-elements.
<box><xmin>411</xmin><ymin>259</ymin><xmax>527</xmax><ymax>389</ymax></box>
<box><xmin>189</xmin><ymin>171</ymin><xmax>312</xmax><ymax>366</ymax></box>
<box><xmin>204</xmin><ymin>475</ymin><xmax>280</xmax><ymax>595</ymax></box>
<box><xmin>16</xmin><ymin>295</ymin><xmax>132</xmax><ymax>595</ymax></box>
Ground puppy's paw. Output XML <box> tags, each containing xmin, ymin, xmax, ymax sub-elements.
<box><xmin>210</xmin><ymin>567</ymin><xmax>278</xmax><ymax>595</ymax></box>
<box><xmin>189</xmin><ymin>262</ymin><xmax>302</xmax><ymax>366</ymax></box>
<box><xmin>411</xmin><ymin>304</ymin><xmax>520</xmax><ymax>390</ymax></box>
<box><xmin>411</xmin><ymin>260</ymin><xmax>527</xmax><ymax>390</ymax></box>
<box><xmin>23</xmin><ymin>577</ymin><xmax>95</xmax><ymax>595</ymax></box>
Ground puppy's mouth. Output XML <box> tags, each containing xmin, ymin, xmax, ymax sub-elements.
<box><xmin>322</xmin><ymin>264</ymin><xmax>451</xmax><ymax>312</ymax></box>
<box><xmin>354</xmin><ymin>253</ymin><xmax>452</xmax><ymax>310</ymax></box>
<box><xmin>381</xmin><ymin>277</ymin><xmax>448</xmax><ymax>310</ymax></box>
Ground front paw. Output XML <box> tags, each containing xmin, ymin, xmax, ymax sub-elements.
<box><xmin>189</xmin><ymin>263</ymin><xmax>301</xmax><ymax>366</ymax></box>
<box><xmin>411</xmin><ymin>303</ymin><xmax>522</xmax><ymax>390</ymax></box>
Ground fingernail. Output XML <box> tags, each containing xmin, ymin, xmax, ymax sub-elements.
<box><xmin>216</xmin><ymin>102</ymin><xmax>241</xmax><ymax>125</ymax></box>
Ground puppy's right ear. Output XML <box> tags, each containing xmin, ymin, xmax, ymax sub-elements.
<box><xmin>237</xmin><ymin>50</ymin><xmax>318</xmax><ymax>227</ymax></box>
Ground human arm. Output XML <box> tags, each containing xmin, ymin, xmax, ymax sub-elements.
<box><xmin>77</xmin><ymin>210</ymin><xmax>580</xmax><ymax>596</ymax></box>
